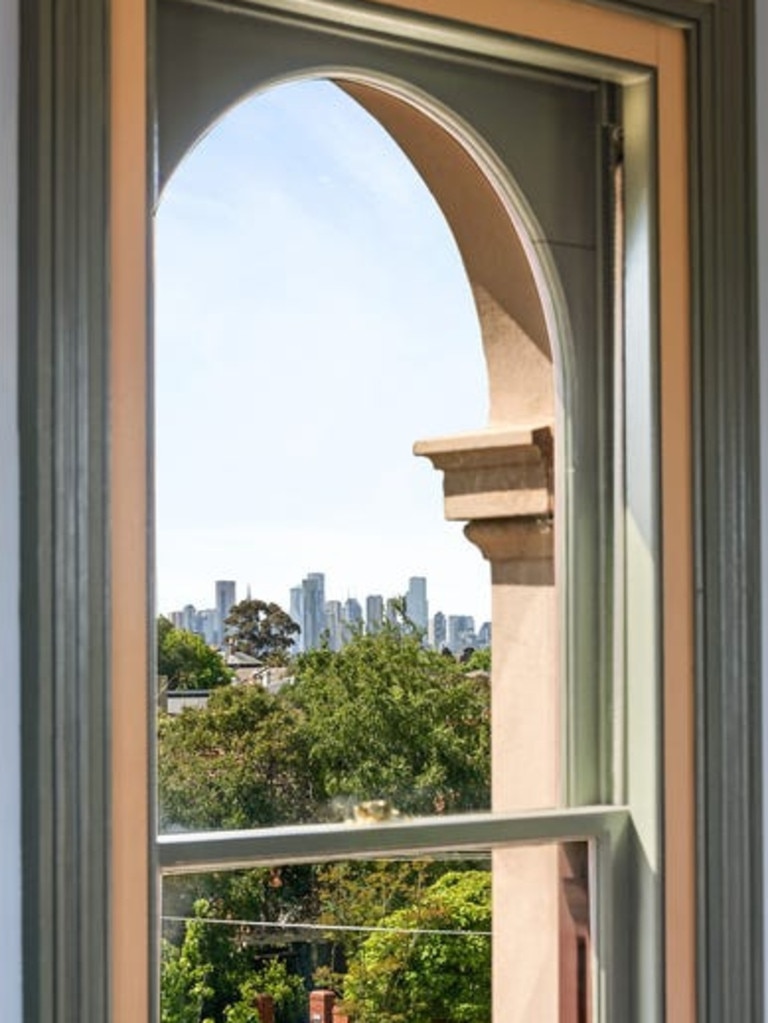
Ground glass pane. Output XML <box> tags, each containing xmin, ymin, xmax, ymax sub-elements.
<box><xmin>154</xmin><ymin>78</ymin><xmax>498</xmax><ymax>833</ymax></box>
<box><xmin>157</xmin><ymin>631</ymin><xmax>490</xmax><ymax>830</ymax></box>
<box><xmin>160</xmin><ymin>842</ymin><xmax>590</xmax><ymax>1022</ymax></box>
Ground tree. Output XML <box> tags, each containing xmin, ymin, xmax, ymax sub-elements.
<box><xmin>158</xmin><ymin>684</ymin><xmax>317</xmax><ymax>831</ymax></box>
<box><xmin>289</xmin><ymin>622</ymin><xmax>490</xmax><ymax>817</ymax></box>
<box><xmin>312</xmin><ymin>858</ymin><xmax>452</xmax><ymax>992</ymax></box>
<box><xmin>225</xmin><ymin>599</ymin><xmax>300</xmax><ymax>665</ymax></box>
<box><xmin>225</xmin><ymin>960</ymin><xmax>306</xmax><ymax>1023</ymax></box>
<box><xmin>342</xmin><ymin>871</ymin><xmax>492</xmax><ymax>1023</ymax></box>
<box><xmin>161</xmin><ymin>937</ymin><xmax>214</xmax><ymax>1023</ymax></box>
<box><xmin>158</xmin><ymin>626</ymin><xmax>491</xmax><ymax>1020</ymax></box>
<box><xmin>158</xmin><ymin>616</ymin><xmax>233</xmax><ymax>691</ymax></box>
<box><xmin>159</xmin><ymin>623</ymin><xmax>490</xmax><ymax>829</ymax></box>
<box><xmin>462</xmin><ymin>647</ymin><xmax>491</xmax><ymax>673</ymax></box>
<box><xmin>160</xmin><ymin>900</ymin><xmax>230</xmax><ymax>1023</ymax></box>
<box><xmin>162</xmin><ymin>865</ymin><xmax>320</xmax><ymax>1023</ymax></box>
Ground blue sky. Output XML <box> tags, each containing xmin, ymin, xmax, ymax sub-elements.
<box><xmin>154</xmin><ymin>78</ymin><xmax>491</xmax><ymax>622</ymax></box>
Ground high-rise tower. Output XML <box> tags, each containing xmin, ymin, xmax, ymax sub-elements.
<box><xmin>289</xmin><ymin>586</ymin><xmax>304</xmax><ymax>653</ymax></box>
<box><xmin>301</xmin><ymin>572</ymin><xmax>326</xmax><ymax>651</ymax></box>
<box><xmin>215</xmin><ymin>580</ymin><xmax>236</xmax><ymax>647</ymax></box>
<box><xmin>325</xmin><ymin>600</ymin><xmax>343</xmax><ymax>651</ymax></box>
<box><xmin>430</xmin><ymin>610</ymin><xmax>446</xmax><ymax>651</ymax></box>
<box><xmin>406</xmin><ymin>576</ymin><xmax>428</xmax><ymax>634</ymax></box>
<box><xmin>365</xmin><ymin>594</ymin><xmax>383</xmax><ymax>634</ymax></box>
<box><xmin>342</xmin><ymin>597</ymin><xmax>363</xmax><ymax>645</ymax></box>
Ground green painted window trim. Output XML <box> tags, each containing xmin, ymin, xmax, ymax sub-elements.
<box><xmin>17</xmin><ymin>1</ymin><xmax>762</xmax><ymax>1021</ymax></box>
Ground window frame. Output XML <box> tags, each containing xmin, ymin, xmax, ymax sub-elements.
<box><xmin>148</xmin><ymin>9</ymin><xmax>657</xmax><ymax>1020</ymax></box>
<box><xmin>17</xmin><ymin>0</ymin><xmax>762</xmax><ymax>1022</ymax></box>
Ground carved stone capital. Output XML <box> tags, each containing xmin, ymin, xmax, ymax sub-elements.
<box><xmin>464</xmin><ymin>516</ymin><xmax>554</xmax><ymax>562</ymax></box>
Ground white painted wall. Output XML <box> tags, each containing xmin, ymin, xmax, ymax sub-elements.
<box><xmin>0</xmin><ymin>0</ymin><xmax>21</xmax><ymax>1016</ymax></box>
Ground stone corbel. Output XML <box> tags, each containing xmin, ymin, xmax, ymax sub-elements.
<box><xmin>414</xmin><ymin>425</ymin><xmax>554</xmax><ymax>583</ymax></box>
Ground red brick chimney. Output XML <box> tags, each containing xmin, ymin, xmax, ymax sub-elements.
<box><xmin>309</xmin><ymin>990</ymin><xmax>336</xmax><ymax>1023</ymax></box>
<box><xmin>253</xmin><ymin>993</ymin><xmax>274</xmax><ymax>1023</ymax></box>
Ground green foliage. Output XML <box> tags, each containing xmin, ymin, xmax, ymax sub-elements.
<box><xmin>158</xmin><ymin>626</ymin><xmax>492</xmax><ymax>1021</ymax></box>
<box><xmin>312</xmin><ymin>858</ymin><xmax>452</xmax><ymax>989</ymax></box>
<box><xmin>316</xmin><ymin>860</ymin><xmax>439</xmax><ymax>941</ymax></box>
<box><xmin>163</xmin><ymin>866</ymin><xmax>319</xmax><ymax>955</ymax></box>
<box><xmin>158</xmin><ymin>616</ymin><xmax>233</xmax><ymax>691</ymax></box>
<box><xmin>158</xmin><ymin>624</ymin><xmax>490</xmax><ymax>830</ymax></box>
<box><xmin>343</xmin><ymin>871</ymin><xmax>492</xmax><ymax>1023</ymax></box>
<box><xmin>290</xmin><ymin>622</ymin><xmax>490</xmax><ymax>816</ymax></box>
<box><xmin>161</xmin><ymin>899</ymin><xmax>245</xmax><ymax>1023</ymax></box>
<box><xmin>158</xmin><ymin>685</ymin><xmax>316</xmax><ymax>830</ymax></box>
<box><xmin>160</xmin><ymin>936</ymin><xmax>213</xmax><ymax>1023</ymax></box>
<box><xmin>163</xmin><ymin>868</ymin><xmax>319</xmax><ymax>1023</ymax></box>
<box><xmin>462</xmin><ymin>647</ymin><xmax>491</xmax><ymax>673</ymax></box>
<box><xmin>225</xmin><ymin>599</ymin><xmax>299</xmax><ymax>665</ymax></box>
<box><xmin>225</xmin><ymin>960</ymin><xmax>306</xmax><ymax>1023</ymax></box>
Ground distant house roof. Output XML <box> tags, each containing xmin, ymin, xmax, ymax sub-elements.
<box><xmin>225</xmin><ymin>651</ymin><xmax>262</xmax><ymax>667</ymax></box>
<box><xmin>165</xmin><ymin>690</ymin><xmax>210</xmax><ymax>715</ymax></box>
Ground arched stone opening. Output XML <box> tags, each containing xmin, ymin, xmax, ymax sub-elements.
<box><xmin>338</xmin><ymin>79</ymin><xmax>555</xmax><ymax>429</ymax></box>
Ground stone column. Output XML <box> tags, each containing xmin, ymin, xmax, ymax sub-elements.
<box><xmin>415</xmin><ymin>425</ymin><xmax>560</xmax><ymax>1022</ymax></box>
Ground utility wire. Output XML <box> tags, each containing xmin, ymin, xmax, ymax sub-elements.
<box><xmin>161</xmin><ymin>914</ymin><xmax>491</xmax><ymax>938</ymax></box>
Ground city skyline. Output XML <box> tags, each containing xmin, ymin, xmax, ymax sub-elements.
<box><xmin>161</xmin><ymin>571</ymin><xmax>490</xmax><ymax>638</ymax></box>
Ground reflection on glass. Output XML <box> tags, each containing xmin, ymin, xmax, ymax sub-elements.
<box><xmin>157</xmin><ymin>623</ymin><xmax>490</xmax><ymax>831</ymax></box>
<box><xmin>160</xmin><ymin>844</ymin><xmax>590</xmax><ymax>1023</ymax></box>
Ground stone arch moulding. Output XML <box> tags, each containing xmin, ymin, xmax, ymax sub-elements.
<box><xmin>338</xmin><ymin>77</ymin><xmax>558</xmax><ymax>431</ymax></box>
<box><xmin>159</xmin><ymin>64</ymin><xmax>565</xmax><ymax>434</ymax></box>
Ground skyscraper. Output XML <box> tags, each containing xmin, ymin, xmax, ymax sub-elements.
<box><xmin>180</xmin><ymin>603</ymin><xmax>198</xmax><ymax>635</ymax></box>
<box><xmin>447</xmin><ymin>614</ymin><xmax>476</xmax><ymax>655</ymax></box>
<box><xmin>301</xmin><ymin>572</ymin><xmax>326</xmax><ymax>651</ymax></box>
<box><xmin>406</xmin><ymin>576</ymin><xmax>428</xmax><ymax>634</ymax></box>
<box><xmin>325</xmin><ymin>600</ymin><xmax>343</xmax><ymax>651</ymax></box>
<box><xmin>342</xmin><ymin>597</ymin><xmax>363</xmax><ymax>626</ymax></box>
<box><xmin>342</xmin><ymin>597</ymin><xmax>363</xmax><ymax>645</ymax></box>
<box><xmin>477</xmin><ymin>621</ymin><xmax>492</xmax><ymax>649</ymax></box>
<box><xmin>289</xmin><ymin>586</ymin><xmax>304</xmax><ymax>653</ymax></box>
<box><xmin>430</xmin><ymin>611</ymin><xmax>446</xmax><ymax>651</ymax></box>
<box><xmin>215</xmin><ymin>580</ymin><xmax>236</xmax><ymax>647</ymax></box>
<box><xmin>199</xmin><ymin>608</ymin><xmax>218</xmax><ymax>646</ymax></box>
<box><xmin>365</xmin><ymin>594</ymin><xmax>383</xmax><ymax>634</ymax></box>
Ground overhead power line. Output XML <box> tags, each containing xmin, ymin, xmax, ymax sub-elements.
<box><xmin>161</xmin><ymin>914</ymin><xmax>491</xmax><ymax>939</ymax></box>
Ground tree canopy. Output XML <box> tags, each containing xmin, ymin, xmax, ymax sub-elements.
<box><xmin>158</xmin><ymin>684</ymin><xmax>316</xmax><ymax>831</ymax></box>
<box><xmin>342</xmin><ymin>870</ymin><xmax>492</xmax><ymax>1023</ymax></box>
<box><xmin>225</xmin><ymin>599</ymin><xmax>300</xmax><ymax>665</ymax></box>
<box><xmin>158</xmin><ymin>623</ymin><xmax>492</xmax><ymax>1022</ymax></box>
<box><xmin>291</xmin><ymin>622</ymin><xmax>490</xmax><ymax>817</ymax></box>
<box><xmin>158</xmin><ymin>616</ymin><xmax>233</xmax><ymax>691</ymax></box>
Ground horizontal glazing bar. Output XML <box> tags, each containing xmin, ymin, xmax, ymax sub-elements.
<box><xmin>158</xmin><ymin>805</ymin><xmax>628</xmax><ymax>873</ymax></box>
